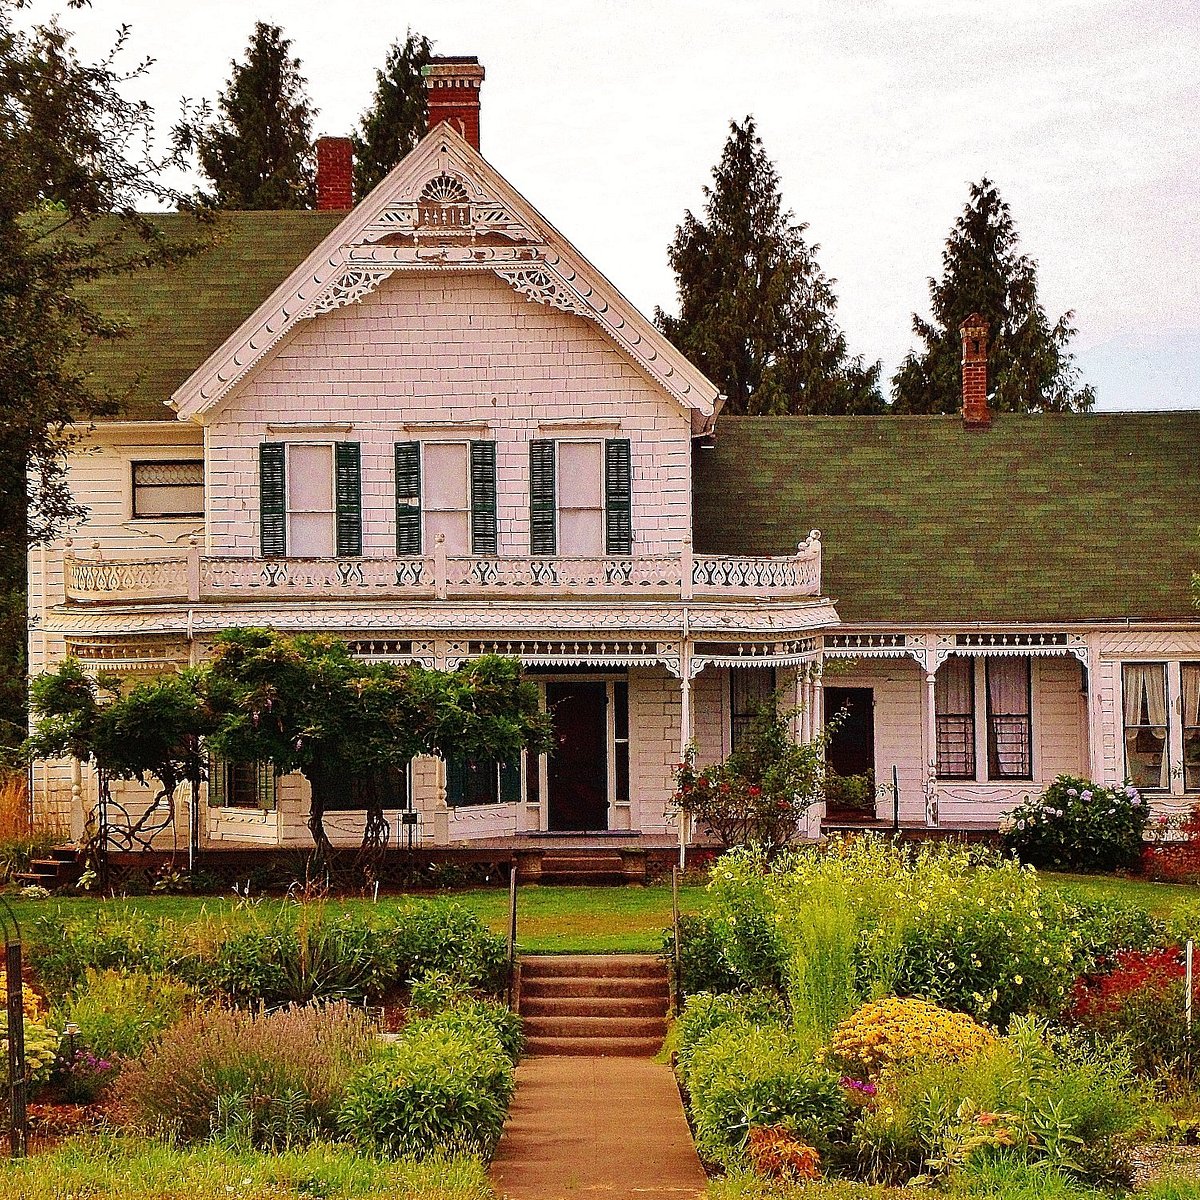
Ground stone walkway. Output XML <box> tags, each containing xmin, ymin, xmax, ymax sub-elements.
<box><xmin>490</xmin><ymin>1055</ymin><xmax>708</xmax><ymax>1199</ymax></box>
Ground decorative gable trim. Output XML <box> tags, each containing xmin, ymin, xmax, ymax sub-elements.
<box><xmin>171</xmin><ymin>125</ymin><xmax>721</xmax><ymax>423</ymax></box>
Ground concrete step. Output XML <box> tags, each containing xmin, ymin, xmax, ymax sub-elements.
<box><xmin>537</xmin><ymin>871</ymin><xmax>628</xmax><ymax>886</ymax></box>
<box><xmin>520</xmin><ymin>955</ymin><xmax>667</xmax><ymax>980</ymax></box>
<box><xmin>521</xmin><ymin>994</ymin><xmax>668</xmax><ymax>1018</ymax></box>
<box><xmin>521</xmin><ymin>975</ymin><xmax>669</xmax><ymax>1000</ymax></box>
<box><xmin>524</xmin><ymin>1034</ymin><xmax>664</xmax><ymax>1057</ymax></box>
<box><xmin>523</xmin><ymin>1014</ymin><xmax>668</xmax><ymax>1040</ymax></box>
<box><xmin>539</xmin><ymin>853</ymin><xmax>625</xmax><ymax>868</ymax></box>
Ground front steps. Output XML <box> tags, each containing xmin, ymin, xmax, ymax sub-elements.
<box><xmin>519</xmin><ymin>954</ymin><xmax>670</xmax><ymax>1057</ymax></box>
<box><xmin>15</xmin><ymin>844</ymin><xmax>80</xmax><ymax>890</ymax></box>
<box><xmin>535</xmin><ymin>851</ymin><xmax>629</xmax><ymax>886</ymax></box>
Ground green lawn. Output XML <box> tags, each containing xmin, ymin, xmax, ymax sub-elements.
<box><xmin>7</xmin><ymin>884</ymin><xmax>711</xmax><ymax>954</ymax></box>
<box><xmin>1039</xmin><ymin>872</ymin><xmax>1200</xmax><ymax>919</ymax></box>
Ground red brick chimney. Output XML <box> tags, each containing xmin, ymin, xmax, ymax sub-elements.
<box><xmin>316</xmin><ymin>136</ymin><xmax>353</xmax><ymax>211</ymax></box>
<box><xmin>422</xmin><ymin>56</ymin><xmax>485</xmax><ymax>151</ymax></box>
<box><xmin>960</xmin><ymin>313</ymin><xmax>991</xmax><ymax>429</ymax></box>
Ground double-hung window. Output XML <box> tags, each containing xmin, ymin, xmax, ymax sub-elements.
<box><xmin>529</xmin><ymin>438</ymin><xmax>632</xmax><ymax>556</ymax></box>
<box><xmin>935</xmin><ymin>656</ymin><xmax>976</xmax><ymax>780</ymax></box>
<box><xmin>985</xmin><ymin>658</ymin><xmax>1032</xmax><ymax>780</ymax></box>
<box><xmin>1185</xmin><ymin>664</ymin><xmax>1200</xmax><ymax>792</ymax></box>
<box><xmin>394</xmin><ymin>440</ymin><xmax>497</xmax><ymax>556</ymax></box>
<box><xmin>729</xmin><ymin>667</ymin><xmax>777</xmax><ymax>752</ymax></box>
<box><xmin>1123</xmin><ymin>663</ymin><xmax>1170</xmax><ymax>790</ymax></box>
<box><xmin>207</xmin><ymin>756</ymin><xmax>278</xmax><ymax>810</ymax></box>
<box><xmin>259</xmin><ymin>442</ymin><xmax>361</xmax><ymax>558</ymax></box>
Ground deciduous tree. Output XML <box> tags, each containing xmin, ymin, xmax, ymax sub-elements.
<box><xmin>656</xmin><ymin>117</ymin><xmax>883</xmax><ymax>415</ymax></box>
<box><xmin>892</xmin><ymin>178</ymin><xmax>1095</xmax><ymax>413</ymax></box>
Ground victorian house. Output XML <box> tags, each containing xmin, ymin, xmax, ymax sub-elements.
<box><xmin>27</xmin><ymin>58</ymin><xmax>1200</xmax><ymax>862</ymax></box>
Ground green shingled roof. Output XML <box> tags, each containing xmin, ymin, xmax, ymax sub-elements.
<box><xmin>692</xmin><ymin>414</ymin><xmax>1200</xmax><ymax>625</ymax></box>
<box><xmin>77</xmin><ymin>211</ymin><xmax>343</xmax><ymax>420</ymax></box>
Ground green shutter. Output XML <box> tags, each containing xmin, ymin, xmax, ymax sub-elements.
<box><xmin>207</xmin><ymin>753</ymin><xmax>226</xmax><ymax>807</ymax></box>
<box><xmin>394</xmin><ymin>442</ymin><xmax>422</xmax><ymax>555</ymax></box>
<box><xmin>499</xmin><ymin>756</ymin><xmax>521</xmax><ymax>804</ymax></box>
<box><xmin>605</xmin><ymin>438</ymin><xmax>632</xmax><ymax>555</ymax></box>
<box><xmin>334</xmin><ymin>442</ymin><xmax>362</xmax><ymax>557</ymax></box>
<box><xmin>529</xmin><ymin>440</ymin><xmax>556</xmax><ymax>556</ymax></box>
<box><xmin>470</xmin><ymin>440</ymin><xmax>498</xmax><ymax>555</ymax></box>
<box><xmin>445</xmin><ymin>756</ymin><xmax>466</xmax><ymax>807</ymax></box>
<box><xmin>256</xmin><ymin>762</ymin><xmax>278</xmax><ymax>811</ymax></box>
<box><xmin>259</xmin><ymin>443</ymin><xmax>286</xmax><ymax>558</ymax></box>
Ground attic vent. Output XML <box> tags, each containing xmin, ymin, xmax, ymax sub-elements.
<box><xmin>420</xmin><ymin>174</ymin><xmax>470</xmax><ymax>204</ymax></box>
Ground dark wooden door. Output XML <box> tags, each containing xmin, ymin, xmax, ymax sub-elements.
<box><xmin>546</xmin><ymin>682</ymin><xmax>609</xmax><ymax>831</ymax></box>
<box><xmin>825</xmin><ymin>687</ymin><xmax>875</xmax><ymax>777</ymax></box>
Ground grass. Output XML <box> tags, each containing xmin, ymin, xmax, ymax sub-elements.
<box><xmin>1039</xmin><ymin>872</ymin><xmax>1200</xmax><ymax>919</ymax></box>
<box><xmin>0</xmin><ymin>1137</ymin><xmax>494</xmax><ymax>1198</ymax></box>
<box><xmin>6</xmin><ymin>884</ymin><xmax>711</xmax><ymax>955</ymax></box>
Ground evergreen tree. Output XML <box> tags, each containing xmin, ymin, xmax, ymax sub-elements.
<box><xmin>353</xmin><ymin>31</ymin><xmax>432</xmax><ymax>198</ymax></box>
<box><xmin>656</xmin><ymin>117</ymin><xmax>882</xmax><ymax>415</ymax></box>
<box><xmin>893</xmin><ymin>178</ymin><xmax>1095</xmax><ymax>413</ymax></box>
<box><xmin>185</xmin><ymin>22</ymin><xmax>315</xmax><ymax>210</ymax></box>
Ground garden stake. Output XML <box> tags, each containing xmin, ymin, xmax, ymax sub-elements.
<box><xmin>506</xmin><ymin>862</ymin><xmax>518</xmax><ymax>1011</ymax></box>
<box><xmin>672</xmin><ymin>865</ymin><xmax>682</xmax><ymax>1002</ymax></box>
<box><xmin>1187</xmin><ymin>939</ymin><xmax>1194</xmax><ymax>1075</ymax></box>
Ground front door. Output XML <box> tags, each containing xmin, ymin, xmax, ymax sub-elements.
<box><xmin>546</xmin><ymin>682</ymin><xmax>609</xmax><ymax>831</ymax></box>
<box><xmin>824</xmin><ymin>687</ymin><xmax>876</xmax><ymax>817</ymax></box>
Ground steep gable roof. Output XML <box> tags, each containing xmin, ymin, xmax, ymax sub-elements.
<box><xmin>693</xmin><ymin>413</ymin><xmax>1200</xmax><ymax>625</ymax></box>
<box><xmin>168</xmin><ymin>124</ymin><xmax>720</xmax><ymax>424</ymax></box>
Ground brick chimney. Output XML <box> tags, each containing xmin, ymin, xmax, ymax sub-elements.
<box><xmin>959</xmin><ymin>312</ymin><xmax>991</xmax><ymax>429</ymax></box>
<box><xmin>316</xmin><ymin>136</ymin><xmax>353</xmax><ymax>211</ymax></box>
<box><xmin>422</xmin><ymin>56</ymin><xmax>485</xmax><ymax>151</ymax></box>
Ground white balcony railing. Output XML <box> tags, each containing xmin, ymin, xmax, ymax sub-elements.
<box><xmin>62</xmin><ymin>531</ymin><xmax>822</xmax><ymax>605</ymax></box>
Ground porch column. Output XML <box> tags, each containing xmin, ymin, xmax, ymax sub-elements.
<box><xmin>678</xmin><ymin>637</ymin><xmax>693</xmax><ymax>869</ymax></box>
<box><xmin>924</xmin><ymin>671</ymin><xmax>939</xmax><ymax>826</ymax></box>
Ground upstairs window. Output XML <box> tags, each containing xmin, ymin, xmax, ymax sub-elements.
<box><xmin>259</xmin><ymin>442</ymin><xmax>361</xmax><ymax>559</ymax></box>
<box><xmin>529</xmin><ymin>438</ymin><xmax>632</xmax><ymax>556</ymax></box>
<box><xmin>394</xmin><ymin>440</ymin><xmax>497</xmax><ymax>556</ymax></box>
<box><xmin>1123</xmin><ymin>663</ymin><xmax>1169</xmax><ymax>790</ymax></box>
<box><xmin>131</xmin><ymin>460</ymin><xmax>204</xmax><ymax>519</ymax></box>
<box><xmin>935</xmin><ymin>656</ymin><xmax>976</xmax><ymax>780</ymax></box>
<box><xmin>986</xmin><ymin>657</ymin><xmax>1032</xmax><ymax>780</ymax></box>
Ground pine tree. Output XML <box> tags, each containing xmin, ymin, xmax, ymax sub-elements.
<box><xmin>353</xmin><ymin>31</ymin><xmax>432</xmax><ymax>198</ymax></box>
<box><xmin>893</xmin><ymin>178</ymin><xmax>1095</xmax><ymax>413</ymax></box>
<box><xmin>656</xmin><ymin>117</ymin><xmax>882</xmax><ymax>415</ymax></box>
<box><xmin>186</xmin><ymin>22</ymin><xmax>315</xmax><ymax>210</ymax></box>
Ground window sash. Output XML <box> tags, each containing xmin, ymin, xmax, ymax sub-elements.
<box><xmin>986</xmin><ymin>657</ymin><xmax>1032</xmax><ymax>780</ymax></box>
<box><xmin>286</xmin><ymin>444</ymin><xmax>336</xmax><ymax>557</ymax></box>
<box><xmin>936</xmin><ymin>657</ymin><xmax>976</xmax><ymax>780</ymax></box>
<box><xmin>1123</xmin><ymin>662</ymin><xmax>1169</xmax><ymax>791</ymax></box>
<box><xmin>558</xmin><ymin>440</ymin><xmax>605</xmax><ymax>557</ymax></box>
<box><xmin>729</xmin><ymin>667</ymin><xmax>776</xmax><ymax>752</ymax></box>
<box><xmin>131</xmin><ymin>460</ymin><xmax>204</xmax><ymax>519</ymax></box>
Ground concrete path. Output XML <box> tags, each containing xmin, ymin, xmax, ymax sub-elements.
<box><xmin>491</xmin><ymin>1055</ymin><xmax>708</xmax><ymax>1199</ymax></box>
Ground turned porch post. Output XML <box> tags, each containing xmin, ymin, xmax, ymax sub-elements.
<box><xmin>924</xmin><ymin>670</ymin><xmax>940</xmax><ymax>826</ymax></box>
<box><xmin>677</xmin><ymin>628</ymin><xmax>693</xmax><ymax>870</ymax></box>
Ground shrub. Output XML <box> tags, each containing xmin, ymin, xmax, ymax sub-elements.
<box><xmin>829</xmin><ymin>997</ymin><xmax>996</xmax><ymax>1081</ymax></box>
<box><xmin>0</xmin><ymin>1009</ymin><xmax>59</xmax><ymax>1090</ymax></box>
<box><xmin>746</xmin><ymin>1125</ymin><xmax>822</xmax><ymax>1180</ymax></box>
<box><xmin>1002</xmin><ymin>775</ymin><xmax>1150</xmax><ymax>872</ymax></box>
<box><xmin>673</xmin><ymin>990</ymin><xmax>788</xmax><ymax>1074</ymax></box>
<box><xmin>339</xmin><ymin>1009</ymin><xmax>515</xmax><ymax>1159</ymax></box>
<box><xmin>408</xmin><ymin>970</ymin><xmax>523</xmax><ymax>1062</ymax></box>
<box><xmin>684</xmin><ymin>1022</ymin><xmax>848</xmax><ymax>1168</ymax></box>
<box><xmin>663</xmin><ymin>913</ymin><xmax>742</xmax><ymax>997</ymax></box>
<box><xmin>119</xmin><ymin>1002</ymin><xmax>377</xmax><ymax>1147</ymax></box>
<box><xmin>1067</xmin><ymin>895</ymin><xmax>1168</xmax><ymax>971</ymax></box>
<box><xmin>54</xmin><ymin>969</ymin><xmax>193</xmax><ymax>1063</ymax></box>
<box><xmin>26</xmin><ymin>909</ymin><xmax>171</xmax><ymax>994</ymax></box>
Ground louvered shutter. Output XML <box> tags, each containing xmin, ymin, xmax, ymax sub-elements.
<box><xmin>604</xmin><ymin>438</ymin><xmax>633</xmax><ymax>555</ymax></box>
<box><xmin>207</xmin><ymin>753</ymin><xmax>225</xmax><ymax>807</ymax></box>
<box><xmin>529</xmin><ymin>440</ymin><xmax>556</xmax><ymax>556</ymax></box>
<box><xmin>470</xmin><ymin>441</ymin><xmax>498</xmax><ymax>555</ymax></box>
<box><xmin>256</xmin><ymin>762</ymin><xmax>278</xmax><ymax>811</ymax></box>
<box><xmin>259</xmin><ymin>443</ymin><xmax>286</xmax><ymax>558</ymax></box>
<box><xmin>334</xmin><ymin>442</ymin><xmax>362</xmax><ymax>557</ymax></box>
<box><xmin>394</xmin><ymin>442</ymin><xmax>422</xmax><ymax>555</ymax></box>
<box><xmin>499</xmin><ymin>756</ymin><xmax>521</xmax><ymax>804</ymax></box>
<box><xmin>445</xmin><ymin>756</ymin><xmax>466</xmax><ymax>807</ymax></box>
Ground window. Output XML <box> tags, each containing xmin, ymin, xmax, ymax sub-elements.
<box><xmin>394</xmin><ymin>440</ymin><xmax>497</xmax><ymax>556</ymax></box>
<box><xmin>529</xmin><ymin>438</ymin><xmax>632</xmax><ymax>556</ymax></box>
<box><xmin>935</xmin><ymin>656</ymin><xmax>976</xmax><ymax>780</ymax></box>
<box><xmin>613</xmin><ymin>681</ymin><xmax>630</xmax><ymax>805</ymax></box>
<box><xmin>207</xmin><ymin>757</ymin><xmax>277</xmax><ymax>810</ymax></box>
<box><xmin>131</xmin><ymin>461</ymin><xmax>203</xmax><ymax>518</ymax></box>
<box><xmin>259</xmin><ymin>442</ymin><xmax>361</xmax><ymax>559</ymax></box>
<box><xmin>986</xmin><ymin>657</ymin><xmax>1032</xmax><ymax>779</ymax></box>
<box><xmin>729</xmin><ymin>667</ymin><xmax>776</xmax><ymax>752</ymax></box>
<box><xmin>445</xmin><ymin>755</ymin><xmax>521</xmax><ymax>806</ymax></box>
<box><xmin>1123</xmin><ymin>663</ymin><xmax>1170</xmax><ymax>790</ymax></box>
<box><xmin>1185</xmin><ymin>664</ymin><xmax>1200</xmax><ymax>792</ymax></box>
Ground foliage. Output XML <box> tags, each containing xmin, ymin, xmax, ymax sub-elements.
<box><xmin>339</xmin><ymin>1009</ymin><xmax>515</xmax><ymax>1159</ymax></box>
<box><xmin>1066</xmin><ymin>895</ymin><xmax>1168</xmax><ymax>972</ymax></box>
<box><xmin>829</xmin><ymin>997</ymin><xmax>997</xmax><ymax>1081</ymax></box>
<box><xmin>673</xmin><ymin>989</ymin><xmax>789</xmax><ymax>1075</ymax></box>
<box><xmin>120</xmin><ymin>1002</ymin><xmax>376</xmax><ymax>1147</ymax></box>
<box><xmin>683</xmin><ymin>1019</ymin><xmax>849</xmax><ymax>1167</ymax></box>
<box><xmin>0</xmin><ymin>1007</ymin><xmax>58</xmax><ymax>1089</ymax></box>
<box><xmin>0</xmin><ymin>1136</ymin><xmax>496</xmax><ymax>1200</ymax></box>
<box><xmin>54</xmin><ymin>1047</ymin><xmax>117</xmax><ymax>1102</ymax></box>
<box><xmin>408</xmin><ymin>968</ymin><xmax>524</xmax><ymax>1061</ymax></box>
<box><xmin>180</xmin><ymin>22</ymin><xmax>314</xmax><ymax>209</ymax></box>
<box><xmin>26</xmin><ymin>907</ymin><xmax>171</xmax><ymax>993</ymax></box>
<box><xmin>746</xmin><ymin>1125</ymin><xmax>822</xmax><ymax>1181</ymax></box>
<box><xmin>656</xmin><ymin>116</ymin><xmax>882</xmax><ymax>415</ymax></box>
<box><xmin>892</xmin><ymin>178</ymin><xmax>1095</xmax><ymax>414</ymax></box>
<box><xmin>53</xmin><ymin>968</ymin><xmax>193</xmax><ymax>1062</ymax></box>
<box><xmin>1144</xmin><ymin>803</ymin><xmax>1200</xmax><ymax>882</ymax></box>
<box><xmin>1002</xmin><ymin>776</ymin><xmax>1150</xmax><ymax>872</ymax></box>
<box><xmin>664</xmin><ymin>913</ymin><xmax>743</xmax><ymax>997</ymax></box>
<box><xmin>353</xmin><ymin>32</ymin><xmax>432</xmax><ymax>197</ymax></box>
<box><xmin>826</xmin><ymin>768</ymin><xmax>877</xmax><ymax>814</ymax></box>
<box><xmin>673</xmin><ymin>705</ymin><xmax>826</xmax><ymax>851</ymax></box>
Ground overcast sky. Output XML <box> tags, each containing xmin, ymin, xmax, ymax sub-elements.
<box><xmin>48</xmin><ymin>0</ymin><xmax>1200</xmax><ymax>409</ymax></box>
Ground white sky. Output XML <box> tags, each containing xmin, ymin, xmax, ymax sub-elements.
<box><xmin>46</xmin><ymin>0</ymin><xmax>1200</xmax><ymax>408</ymax></box>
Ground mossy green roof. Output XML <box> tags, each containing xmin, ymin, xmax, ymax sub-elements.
<box><xmin>77</xmin><ymin>211</ymin><xmax>343</xmax><ymax>420</ymax></box>
<box><xmin>692</xmin><ymin>413</ymin><xmax>1200</xmax><ymax>625</ymax></box>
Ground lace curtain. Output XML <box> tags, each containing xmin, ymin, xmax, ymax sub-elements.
<box><xmin>1123</xmin><ymin>663</ymin><xmax>1169</xmax><ymax>789</ymax></box>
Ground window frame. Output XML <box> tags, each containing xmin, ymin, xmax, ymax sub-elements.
<box><xmin>555</xmin><ymin>437</ymin><xmax>606</xmax><ymax>558</ymax></box>
<box><xmin>1184</xmin><ymin>662</ymin><xmax>1200</xmax><ymax>794</ymax></box>
<box><xmin>1121</xmin><ymin>661</ymin><xmax>1171</xmax><ymax>793</ymax></box>
<box><xmin>130</xmin><ymin>459</ymin><xmax>204</xmax><ymax>520</ymax></box>
<box><xmin>422</xmin><ymin>439</ymin><xmax>473</xmax><ymax>557</ymax></box>
<box><xmin>984</xmin><ymin>656</ymin><xmax>1033</xmax><ymax>781</ymax></box>
<box><xmin>728</xmin><ymin>666</ymin><xmax>777</xmax><ymax>754</ymax></box>
<box><xmin>935</xmin><ymin>655</ymin><xmax>978</xmax><ymax>781</ymax></box>
<box><xmin>284</xmin><ymin>441</ymin><xmax>337</xmax><ymax>558</ymax></box>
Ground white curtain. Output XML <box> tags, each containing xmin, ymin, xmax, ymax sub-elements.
<box><xmin>936</xmin><ymin>656</ymin><xmax>973</xmax><ymax>714</ymax></box>
<box><xmin>987</xmin><ymin>656</ymin><xmax>1030</xmax><ymax>716</ymax></box>
<box><xmin>987</xmin><ymin>657</ymin><xmax>1031</xmax><ymax>778</ymax></box>
<box><xmin>1183</xmin><ymin>665</ymin><xmax>1200</xmax><ymax>731</ymax></box>
<box><xmin>1123</xmin><ymin>663</ymin><xmax>1169</xmax><ymax>789</ymax></box>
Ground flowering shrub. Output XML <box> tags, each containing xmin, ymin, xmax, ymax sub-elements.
<box><xmin>0</xmin><ymin>1008</ymin><xmax>58</xmax><ymax>1089</ymax></box>
<box><xmin>55</xmin><ymin>1048</ymin><xmax>117</xmax><ymax>1102</ymax></box>
<box><xmin>1143</xmin><ymin>803</ymin><xmax>1200</xmax><ymax>882</ymax></box>
<box><xmin>1002</xmin><ymin>775</ymin><xmax>1149</xmax><ymax>871</ymax></box>
<box><xmin>55</xmin><ymin>969</ymin><xmax>193</xmax><ymax>1063</ymax></box>
<box><xmin>672</xmin><ymin>707</ymin><xmax>824</xmax><ymax>851</ymax></box>
<box><xmin>0</xmin><ymin>968</ymin><xmax>46</xmax><ymax>1021</ymax></box>
<box><xmin>746</xmin><ymin>1125</ymin><xmax>822</xmax><ymax>1180</ymax></box>
<box><xmin>829</xmin><ymin>997</ymin><xmax>996</xmax><ymax>1080</ymax></box>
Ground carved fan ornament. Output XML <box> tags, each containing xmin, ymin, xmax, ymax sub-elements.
<box><xmin>419</xmin><ymin>174</ymin><xmax>471</xmax><ymax>204</ymax></box>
